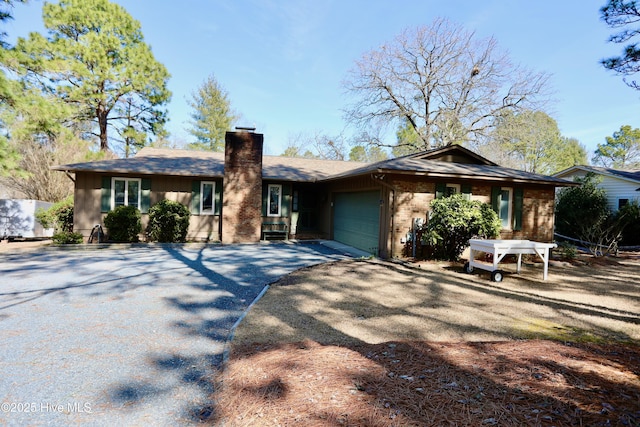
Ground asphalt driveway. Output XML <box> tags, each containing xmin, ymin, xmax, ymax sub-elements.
<box><xmin>0</xmin><ymin>242</ymin><xmax>351</xmax><ymax>426</ymax></box>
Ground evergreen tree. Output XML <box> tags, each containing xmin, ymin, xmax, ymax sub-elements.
<box><xmin>11</xmin><ymin>0</ymin><xmax>171</xmax><ymax>154</ymax></box>
<box><xmin>1</xmin><ymin>0</ymin><xmax>27</xmax><ymax>176</ymax></box>
<box><xmin>601</xmin><ymin>0</ymin><xmax>640</xmax><ymax>90</ymax></box>
<box><xmin>592</xmin><ymin>125</ymin><xmax>640</xmax><ymax>169</ymax></box>
<box><xmin>186</xmin><ymin>74</ymin><xmax>237</xmax><ymax>152</ymax></box>
<box><xmin>483</xmin><ymin>110</ymin><xmax>587</xmax><ymax>174</ymax></box>
<box><xmin>349</xmin><ymin>145</ymin><xmax>388</xmax><ymax>162</ymax></box>
<box><xmin>393</xmin><ymin>118</ymin><xmax>424</xmax><ymax>157</ymax></box>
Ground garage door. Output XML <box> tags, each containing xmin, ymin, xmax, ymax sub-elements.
<box><xmin>333</xmin><ymin>191</ymin><xmax>380</xmax><ymax>254</ymax></box>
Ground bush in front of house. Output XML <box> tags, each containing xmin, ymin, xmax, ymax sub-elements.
<box><xmin>421</xmin><ymin>194</ymin><xmax>501</xmax><ymax>261</ymax></box>
<box><xmin>35</xmin><ymin>195</ymin><xmax>74</xmax><ymax>233</ymax></box>
<box><xmin>617</xmin><ymin>200</ymin><xmax>640</xmax><ymax>246</ymax></box>
<box><xmin>52</xmin><ymin>231</ymin><xmax>84</xmax><ymax>244</ymax></box>
<box><xmin>555</xmin><ymin>173</ymin><xmax>629</xmax><ymax>256</ymax></box>
<box><xmin>146</xmin><ymin>199</ymin><xmax>190</xmax><ymax>243</ymax></box>
<box><xmin>104</xmin><ymin>205</ymin><xmax>142</xmax><ymax>242</ymax></box>
<box><xmin>555</xmin><ymin>173</ymin><xmax>610</xmax><ymax>241</ymax></box>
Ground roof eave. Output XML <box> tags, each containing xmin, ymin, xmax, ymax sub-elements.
<box><xmin>52</xmin><ymin>165</ymin><xmax>225</xmax><ymax>178</ymax></box>
<box><xmin>554</xmin><ymin>165</ymin><xmax>640</xmax><ymax>184</ymax></box>
<box><xmin>322</xmin><ymin>168</ymin><xmax>579</xmax><ymax>187</ymax></box>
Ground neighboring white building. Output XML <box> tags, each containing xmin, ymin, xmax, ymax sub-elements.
<box><xmin>553</xmin><ymin>166</ymin><xmax>640</xmax><ymax>212</ymax></box>
<box><xmin>0</xmin><ymin>199</ymin><xmax>54</xmax><ymax>239</ymax></box>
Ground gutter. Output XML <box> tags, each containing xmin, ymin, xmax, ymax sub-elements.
<box><xmin>373</xmin><ymin>168</ymin><xmax>578</xmax><ymax>186</ymax></box>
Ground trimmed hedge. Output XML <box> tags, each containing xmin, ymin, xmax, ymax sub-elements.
<box><xmin>104</xmin><ymin>205</ymin><xmax>142</xmax><ymax>242</ymax></box>
<box><xmin>146</xmin><ymin>199</ymin><xmax>190</xmax><ymax>243</ymax></box>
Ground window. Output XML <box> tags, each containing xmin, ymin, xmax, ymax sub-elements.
<box><xmin>497</xmin><ymin>187</ymin><xmax>512</xmax><ymax>229</ymax></box>
<box><xmin>268</xmin><ymin>184</ymin><xmax>282</xmax><ymax>217</ymax></box>
<box><xmin>491</xmin><ymin>186</ymin><xmax>523</xmax><ymax>231</ymax></box>
<box><xmin>436</xmin><ymin>183</ymin><xmax>470</xmax><ymax>199</ymax></box>
<box><xmin>112</xmin><ymin>178</ymin><xmax>141</xmax><ymax>209</ymax></box>
<box><xmin>292</xmin><ymin>190</ymin><xmax>299</xmax><ymax>212</ymax></box>
<box><xmin>200</xmin><ymin>181</ymin><xmax>215</xmax><ymax>215</ymax></box>
<box><xmin>619</xmin><ymin>199</ymin><xmax>629</xmax><ymax>210</ymax></box>
<box><xmin>445</xmin><ymin>183</ymin><xmax>460</xmax><ymax>196</ymax></box>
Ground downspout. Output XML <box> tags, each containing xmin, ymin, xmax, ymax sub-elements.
<box><xmin>372</xmin><ymin>173</ymin><xmax>397</xmax><ymax>259</ymax></box>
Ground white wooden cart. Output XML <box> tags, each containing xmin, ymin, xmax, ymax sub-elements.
<box><xmin>463</xmin><ymin>239</ymin><xmax>557</xmax><ymax>282</ymax></box>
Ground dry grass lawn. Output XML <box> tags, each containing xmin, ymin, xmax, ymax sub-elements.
<box><xmin>213</xmin><ymin>255</ymin><xmax>640</xmax><ymax>426</ymax></box>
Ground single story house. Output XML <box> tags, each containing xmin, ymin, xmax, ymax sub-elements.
<box><xmin>553</xmin><ymin>165</ymin><xmax>640</xmax><ymax>212</ymax></box>
<box><xmin>54</xmin><ymin>130</ymin><xmax>575</xmax><ymax>258</ymax></box>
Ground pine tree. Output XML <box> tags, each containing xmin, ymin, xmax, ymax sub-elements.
<box><xmin>11</xmin><ymin>0</ymin><xmax>171</xmax><ymax>154</ymax></box>
<box><xmin>187</xmin><ymin>74</ymin><xmax>237</xmax><ymax>152</ymax></box>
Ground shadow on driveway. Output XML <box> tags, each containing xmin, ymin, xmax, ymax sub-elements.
<box><xmin>0</xmin><ymin>241</ymin><xmax>346</xmax><ymax>426</ymax></box>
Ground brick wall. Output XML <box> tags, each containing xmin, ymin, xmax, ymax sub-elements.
<box><xmin>391</xmin><ymin>179</ymin><xmax>434</xmax><ymax>238</ymax></box>
<box><xmin>388</xmin><ymin>179</ymin><xmax>556</xmax><ymax>258</ymax></box>
<box><xmin>221</xmin><ymin>131</ymin><xmax>263</xmax><ymax>243</ymax></box>
<box><xmin>501</xmin><ymin>187</ymin><xmax>555</xmax><ymax>242</ymax></box>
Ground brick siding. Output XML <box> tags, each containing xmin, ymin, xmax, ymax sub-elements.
<box><xmin>221</xmin><ymin>131</ymin><xmax>264</xmax><ymax>243</ymax></box>
<box><xmin>388</xmin><ymin>179</ymin><xmax>556</xmax><ymax>258</ymax></box>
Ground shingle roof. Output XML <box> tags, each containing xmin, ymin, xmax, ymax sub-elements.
<box><xmin>53</xmin><ymin>145</ymin><xmax>575</xmax><ymax>186</ymax></box>
<box><xmin>553</xmin><ymin>165</ymin><xmax>640</xmax><ymax>184</ymax></box>
<box><xmin>262</xmin><ymin>155</ymin><xmax>368</xmax><ymax>181</ymax></box>
<box><xmin>52</xmin><ymin>148</ymin><xmax>226</xmax><ymax>177</ymax></box>
<box><xmin>326</xmin><ymin>155</ymin><xmax>575</xmax><ymax>186</ymax></box>
<box><xmin>52</xmin><ymin>147</ymin><xmax>368</xmax><ymax>182</ymax></box>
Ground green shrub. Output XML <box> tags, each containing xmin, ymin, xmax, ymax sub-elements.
<box><xmin>104</xmin><ymin>205</ymin><xmax>142</xmax><ymax>242</ymax></box>
<box><xmin>421</xmin><ymin>194</ymin><xmax>501</xmax><ymax>261</ymax></box>
<box><xmin>35</xmin><ymin>196</ymin><xmax>74</xmax><ymax>232</ymax></box>
<box><xmin>52</xmin><ymin>231</ymin><xmax>83</xmax><ymax>244</ymax></box>
<box><xmin>555</xmin><ymin>174</ymin><xmax>610</xmax><ymax>239</ymax></box>
<box><xmin>146</xmin><ymin>199</ymin><xmax>190</xmax><ymax>243</ymax></box>
<box><xmin>555</xmin><ymin>174</ymin><xmax>629</xmax><ymax>256</ymax></box>
<box><xmin>557</xmin><ymin>241</ymin><xmax>578</xmax><ymax>260</ymax></box>
<box><xmin>617</xmin><ymin>200</ymin><xmax>640</xmax><ymax>246</ymax></box>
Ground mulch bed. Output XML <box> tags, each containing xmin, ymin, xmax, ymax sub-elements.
<box><xmin>213</xmin><ymin>340</ymin><xmax>640</xmax><ymax>426</ymax></box>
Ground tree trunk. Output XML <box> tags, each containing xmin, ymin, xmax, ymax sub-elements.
<box><xmin>97</xmin><ymin>106</ymin><xmax>109</xmax><ymax>151</ymax></box>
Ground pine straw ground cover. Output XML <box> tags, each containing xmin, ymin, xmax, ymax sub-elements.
<box><xmin>213</xmin><ymin>254</ymin><xmax>640</xmax><ymax>426</ymax></box>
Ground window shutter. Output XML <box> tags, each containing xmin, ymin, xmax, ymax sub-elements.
<box><xmin>461</xmin><ymin>184</ymin><xmax>472</xmax><ymax>200</ymax></box>
<box><xmin>101</xmin><ymin>177</ymin><xmax>111</xmax><ymax>213</ymax></box>
<box><xmin>435</xmin><ymin>183</ymin><xmax>446</xmax><ymax>199</ymax></box>
<box><xmin>191</xmin><ymin>181</ymin><xmax>200</xmax><ymax>215</ymax></box>
<box><xmin>513</xmin><ymin>187</ymin><xmax>524</xmax><ymax>231</ymax></box>
<box><xmin>491</xmin><ymin>186</ymin><xmax>500</xmax><ymax>213</ymax></box>
<box><xmin>140</xmin><ymin>179</ymin><xmax>151</xmax><ymax>213</ymax></box>
<box><xmin>281</xmin><ymin>184</ymin><xmax>291</xmax><ymax>217</ymax></box>
<box><xmin>214</xmin><ymin>181</ymin><xmax>222</xmax><ymax>215</ymax></box>
<box><xmin>262</xmin><ymin>184</ymin><xmax>268</xmax><ymax>216</ymax></box>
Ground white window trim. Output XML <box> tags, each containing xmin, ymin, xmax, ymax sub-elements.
<box><xmin>267</xmin><ymin>184</ymin><xmax>282</xmax><ymax>217</ymax></box>
<box><xmin>500</xmin><ymin>187</ymin><xmax>513</xmax><ymax>230</ymax></box>
<box><xmin>111</xmin><ymin>177</ymin><xmax>141</xmax><ymax>210</ymax></box>
<box><xmin>200</xmin><ymin>181</ymin><xmax>215</xmax><ymax>215</ymax></box>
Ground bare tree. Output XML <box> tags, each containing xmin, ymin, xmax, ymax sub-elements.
<box><xmin>281</xmin><ymin>131</ymin><xmax>347</xmax><ymax>160</ymax></box>
<box><xmin>343</xmin><ymin>18</ymin><xmax>552</xmax><ymax>152</ymax></box>
<box><xmin>3</xmin><ymin>135</ymin><xmax>108</xmax><ymax>202</ymax></box>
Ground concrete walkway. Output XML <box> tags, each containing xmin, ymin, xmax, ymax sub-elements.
<box><xmin>0</xmin><ymin>241</ymin><xmax>348</xmax><ymax>426</ymax></box>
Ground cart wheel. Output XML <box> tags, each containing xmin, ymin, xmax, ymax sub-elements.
<box><xmin>463</xmin><ymin>262</ymin><xmax>473</xmax><ymax>274</ymax></box>
<box><xmin>491</xmin><ymin>270</ymin><xmax>504</xmax><ymax>282</ymax></box>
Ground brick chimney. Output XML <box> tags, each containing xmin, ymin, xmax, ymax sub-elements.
<box><xmin>221</xmin><ymin>129</ymin><xmax>263</xmax><ymax>243</ymax></box>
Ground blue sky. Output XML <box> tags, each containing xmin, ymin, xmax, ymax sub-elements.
<box><xmin>7</xmin><ymin>0</ymin><xmax>640</xmax><ymax>157</ymax></box>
